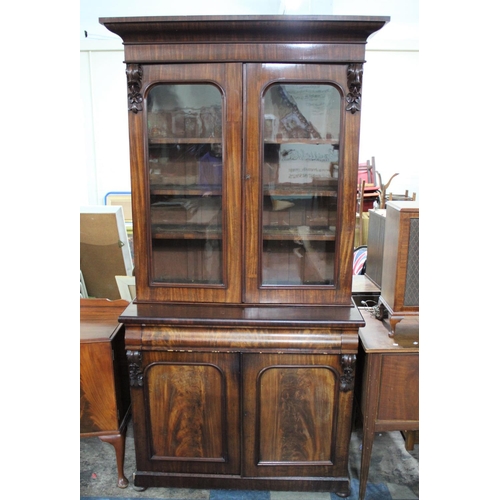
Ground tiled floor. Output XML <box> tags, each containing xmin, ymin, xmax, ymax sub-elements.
<box><xmin>80</xmin><ymin>426</ymin><xmax>418</xmax><ymax>499</ymax></box>
<box><xmin>82</xmin><ymin>480</ymin><xmax>390</xmax><ymax>499</ymax></box>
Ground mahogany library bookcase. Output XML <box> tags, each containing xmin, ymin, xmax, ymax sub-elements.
<box><xmin>99</xmin><ymin>15</ymin><xmax>389</xmax><ymax>497</ymax></box>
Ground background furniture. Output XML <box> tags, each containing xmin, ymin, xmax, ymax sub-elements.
<box><xmin>358</xmin><ymin>156</ymin><xmax>380</xmax><ymax>212</ymax></box>
<box><xmin>105</xmin><ymin>192</ymin><xmax>133</xmax><ymax>225</ymax></box>
<box><xmin>365</xmin><ymin>208</ymin><xmax>386</xmax><ymax>288</ymax></box>
<box><xmin>80</xmin><ymin>270</ymin><xmax>89</xmax><ymax>298</ymax></box>
<box><xmin>358</xmin><ymin>157</ymin><xmax>377</xmax><ymax>186</ymax></box>
<box><xmin>386</xmin><ymin>190</ymin><xmax>416</xmax><ymax>203</ymax></box>
<box><xmin>100</xmin><ymin>14</ymin><xmax>389</xmax><ymax>497</ymax></box>
<box><xmin>80</xmin><ymin>206</ymin><xmax>134</xmax><ymax>299</ymax></box>
<box><xmin>378</xmin><ymin>201</ymin><xmax>419</xmax><ymax>334</ymax></box>
<box><xmin>355</xmin><ymin>213</ymin><xmax>370</xmax><ymax>247</ymax></box>
<box><xmin>356</xmin><ymin>158</ymin><xmax>379</xmax><ymax>246</ymax></box>
<box><xmin>356</xmin><ymin>311</ymin><xmax>419</xmax><ymax>500</ymax></box>
<box><xmin>356</xmin><ymin>179</ymin><xmax>367</xmax><ymax>246</ymax></box>
<box><xmin>80</xmin><ymin>298</ymin><xmax>131</xmax><ymax>488</ymax></box>
<box><xmin>375</xmin><ymin>172</ymin><xmax>399</xmax><ymax>209</ymax></box>
<box><xmin>115</xmin><ymin>275</ymin><xmax>136</xmax><ymax>301</ymax></box>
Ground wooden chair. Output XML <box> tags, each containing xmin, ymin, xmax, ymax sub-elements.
<box><xmin>386</xmin><ymin>190</ymin><xmax>417</xmax><ymax>203</ymax></box>
<box><xmin>358</xmin><ymin>156</ymin><xmax>377</xmax><ymax>186</ymax></box>
<box><xmin>358</xmin><ymin>157</ymin><xmax>380</xmax><ymax>212</ymax></box>
<box><xmin>376</xmin><ymin>171</ymin><xmax>399</xmax><ymax>209</ymax></box>
<box><xmin>357</xmin><ymin>157</ymin><xmax>379</xmax><ymax>245</ymax></box>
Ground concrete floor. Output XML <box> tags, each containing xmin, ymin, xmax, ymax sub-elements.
<box><xmin>80</xmin><ymin>424</ymin><xmax>418</xmax><ymax>500</ymax></box>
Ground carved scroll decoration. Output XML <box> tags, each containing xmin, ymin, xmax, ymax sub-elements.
<box><xmin>340</xmin><ymin>354</ymin><xmax>356</xmax><ymax>392</ymax></box>
<box><xmin>346</xmin><ymin>64</ymin><xmax>363</xmax><ymax>114</ymax></box>
<box><xmin>126</xmin><ymin>350</ymin><xmax>144</xmax><ymax>387</ymax></box>
<box><xmin>126</xmin><ymin>64</ymin><xmax>143</xmax><ymax>114</ymax></box>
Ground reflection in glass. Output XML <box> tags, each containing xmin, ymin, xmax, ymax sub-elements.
<box><xmin>147</xmin><ymin>84</ymin><xmax>224</xmax><ymax>285</ymax></box>
<box><xmin>261</xmin><ymin>84</ymin><xmax>340</xmax><ymax>286</ymax></box>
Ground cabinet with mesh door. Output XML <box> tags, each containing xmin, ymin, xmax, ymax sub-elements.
<box><xmin>378</xmin><ymin>201</ymin><xmax>419</xmax><ymax>335</ymax></box>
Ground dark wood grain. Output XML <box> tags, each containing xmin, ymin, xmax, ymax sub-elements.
<box><xmin>120</xmin><ymin>301</ymin><xmax>365</xmax><ymax>329</ymax></box>
<box><xmin>131</xmin><ymin>351</ymin><xmax>240</xmax><ymax>476</ymax></box>
<box><xmin>378</xmin><ymin>202</ymin><xmax>419</xmax><ymax>336</ymax></box>
<box><xmin>147</xmin><ymin>364</ymin><xmax>224</xmax><ymax>459</ymax></box>
<box><xmin>380</xmin><ymin>202</ymin><xmax>419</xmax><ymax>317</ymax></box>
<box><xmin>80</xmin><ymin>298</ymin><xmax>130</xmax><ymax>432</ymax></box>
<box><xmin>377</xmin><ymin>355</ymin><xmax>419</xmax><ymax>421</ymax></box>
<box><xmin>100</xmin><ymin>14</ymin><xmax>389</xmax><ymax>496</ymax></box>
<box><xmin>121</xmin><ymin>43</ymin><xmax>368</xmax><ymax>65</ymax></box>
<box><xmin>356</xmin><ymin>311</ymin><xmax>419</xmax><ymax>500</ymax></box>
<box><xmin>99</xmin><ymin>16</ymin><xmax>389</xmax><ymax>44</ymax></box>
<box><xmin>129</xmin><ymin>63</ymin><xmax>242</xmax><ymax>304</ymax></box>
<box><xmin>258</xmin><ymin>366</ymin><xmax>335</xmax><ymax>463</ymax></box>
<box><xmin>243</xmin><ymin>63</ymin><xmax>358</xmax><ymax>305</ymax></box>
<box><xmin>116</xmin><ymin>20</ymin><xmax>384</xmax><ymax>305</ymax></box>
<box><xmin>80</xmin><ymin>299</ymin><xmax>131</xmax><ymax>488</ymax></box>
<box><xmin>243</xmin><ymin>353</ymin><xmax>354</xmax><ymax>484</ymax></box>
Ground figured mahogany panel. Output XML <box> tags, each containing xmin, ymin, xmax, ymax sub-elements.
<box><xmin>243</xmin><ymin>353</ymin><xmax>355</xmax><ymax>479</ymax></box>
<box><xmin>146</xmin><ymin>363</ymin><xmax>225</xmax><ymax>460</ymax></box>
<box><xmin>80</xmin><ymin>341</ymin><xmax>119</xmax><ymax>432</ymax></box>
<box><xmin>258</xmin><ymin>366</ymin><xmax>336</xmax><ymax>464</ymax></box>
<box><xmin>377</xmin><ymin>354</ymin><xmax>419</xmax><ymax>422</ymax></box>
<box><xmin>80</xmin><ymin>299</ymin><xmax>130</xmax><ymax>434</ymax></box>
<box><xmin>134</xmin><ymin>351</ymin><xmax>241</xmax><ymax>475</ymax></box>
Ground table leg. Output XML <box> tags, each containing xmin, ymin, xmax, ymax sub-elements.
<box><xmin>359</xmin><ymin>353</ymin><xmax>381</xmax><ymax>500</ymax></box>
<box><xmin>403</xmin><ymin>430</ymin><xmax>416</xmax><ymax>451</ymax></box>
<box><xmin>99</xmin><ymin>432</ymin><xmax>129</xmax><ymax>488</ymax></box>
<box><xmin>359</xmin><ymin>427</ymin><xmax>375</xmax><ymax>500</ymax></box>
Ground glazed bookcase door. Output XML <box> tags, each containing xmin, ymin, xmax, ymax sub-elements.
<box><xmin>244</xmin><ymin>64</ymin><xmax>360</xmax><ymax>304</ymax></box>
<box><xmin>129</xmin><ymin>64</ymin><xmax>243</xmax><ymax>303</ymax></box>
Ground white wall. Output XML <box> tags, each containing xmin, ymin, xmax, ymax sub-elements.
<box><xmin>80</xmin><ymin>0</ymin><xmax>419</xmax><ymax>205</ymax></box>
<box><xmin>80</xmin><ymin>43</ymin><xmax>130</xmax><ymax>205</ymax></box>
<box><xmin>360</xmin><ymin>49</ymin><xmax>419</xmax><ymax>198</ymax></box>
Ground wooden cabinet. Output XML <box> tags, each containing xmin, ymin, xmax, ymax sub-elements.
<box><xmin>99</xmin><ymin>15</ymin><xmax>389</xmax><ymax>497</ymax></box>
<box><xmin>122</xmin><ymin>304</ymin><xmax>361</xmax><ymax>495</ymax></box>
<box><xmin>131</xmin><ymin>349</ymin><xmax>241</xmax><ymax>477</ymax></box>
<box><xmin>242</xmin><ymin>352</ymin><xmax>355</xmax><ymax>481</ymax></box>
<box><xmin>356</xmin><ymin>312</ymin><xmax>419</xmax><ymax>500</ymax></box>
<box><xmin>378</xmin><ymin>201</ymin><xmax>419</xmax><ymax>334</ymax></box>
<box><xmin>80</xmin><ymin>298</ymin><xmax>131</xmax><ymax>488</ymax></box>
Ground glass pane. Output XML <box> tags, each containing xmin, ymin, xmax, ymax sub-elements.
<box><xmin>261</xmin><ymin>84</ymin><xmax>340</xmax><ymax>286</ymax></box>
<box><xmin>147</xmin><ymin>84</ymin><xmax>224</xmax><ymax>285</ymax></box>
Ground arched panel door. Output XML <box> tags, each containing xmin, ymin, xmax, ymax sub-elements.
<box><xmin>243</xmin><ymin>63</ymin><xmax>361</xmax><ymax>305</ymax></box>
<box><xmin>129</xmin><ymin>63</ymin><xmax>243</xmax><ymax>304</ymax></box>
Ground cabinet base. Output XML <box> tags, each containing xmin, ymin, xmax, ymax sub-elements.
<box><xmin>133</xmin><ymin>471</ymin><xmax>351</xmax><ymax>497</ymax></box>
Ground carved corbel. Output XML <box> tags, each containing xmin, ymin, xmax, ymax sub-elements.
<box><xmin>346</xmin><ymin>63</ymin><xmax>363</xmax><ymax>114</ymax></box>
<box><xmin>126</xmin><ymin>350</ymin><xmax>144</xmax><ymax>387</ymax></box>
<box><xmin>126</xmin><ymin>64</ymin><xmax>143</xmax><ymax>113</ymax></box>
<box><xmin>340</xmin><ymin>354</ymin><xmax>356</xmax><ymax>392</ymax></box>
